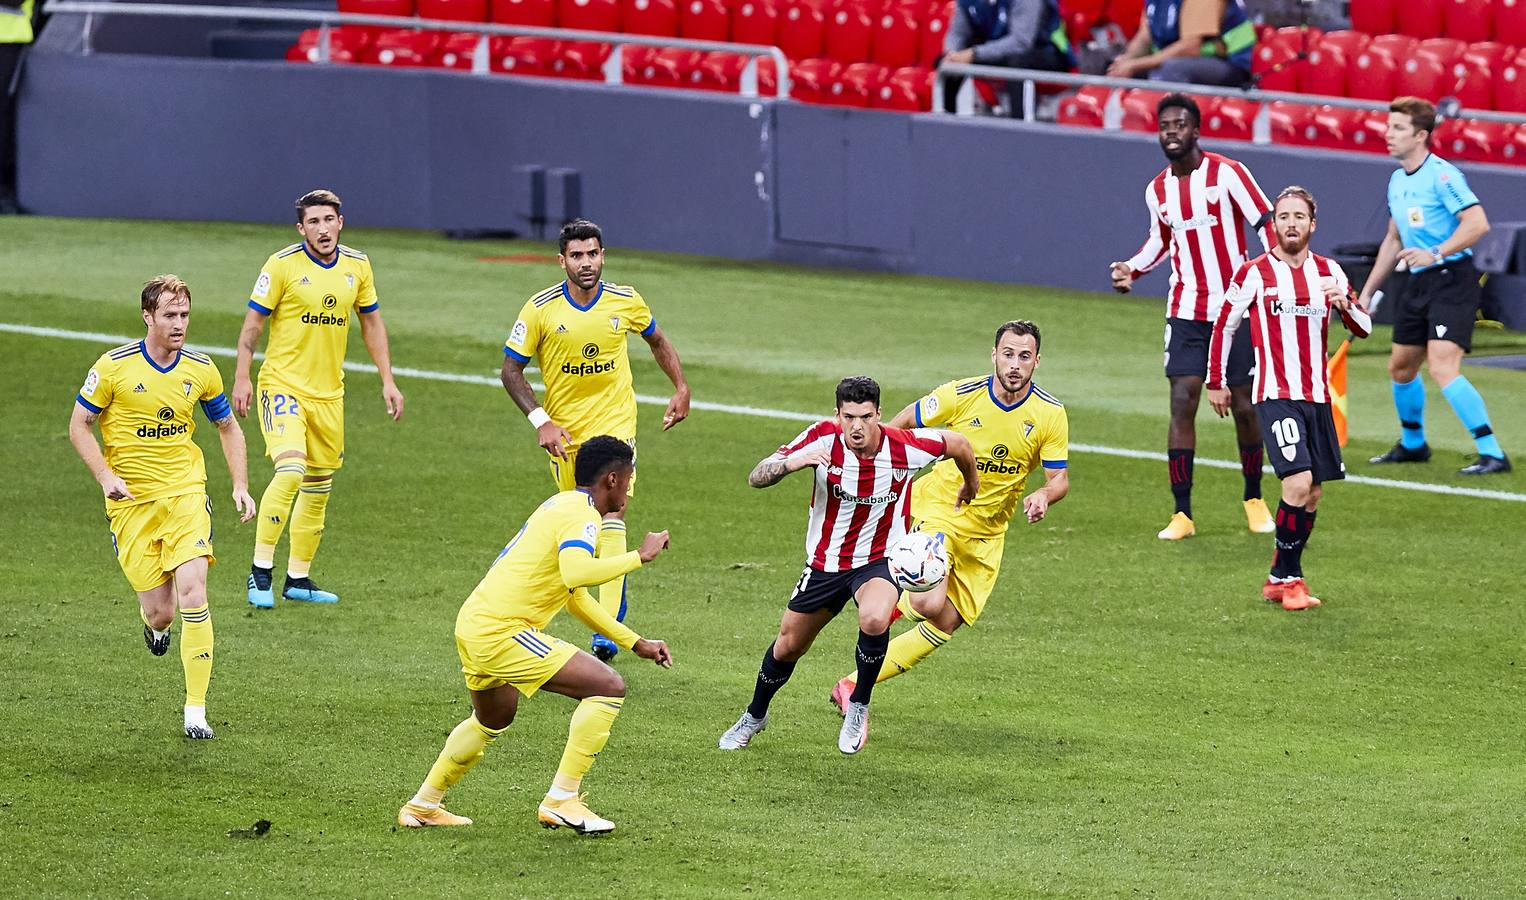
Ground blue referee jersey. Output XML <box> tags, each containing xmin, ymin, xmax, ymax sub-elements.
<box><xmin>1387</xmin><ymin>153</ymin><xmax>1480</xmax><ymax>273</ymax></box>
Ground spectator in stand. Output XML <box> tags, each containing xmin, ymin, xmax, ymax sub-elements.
<box><xmin>0</xmin><ymin>0</ymin><xmax>35</xmax><ymax>213</ymax></box>
<box><xmin>1106</xmin><ymin>0</ymin><xmax>1256</xmax><ymax>87</ymax></box>
<box><xmin>941</xmin><ymin>0</ymin><xmax>1074</xmax><ymax>116</ymax></box>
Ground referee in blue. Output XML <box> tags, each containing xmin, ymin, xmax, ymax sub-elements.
<box><xmin>1356</xmin><ymin>96</ymin><xmax>1510</xmax><ymax>475</ymax></box>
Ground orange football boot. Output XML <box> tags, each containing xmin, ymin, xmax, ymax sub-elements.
<box><xmin>1279</xmin><ymin>579</ymin><xmax>1322</xmax><ymax>611</ymax></box>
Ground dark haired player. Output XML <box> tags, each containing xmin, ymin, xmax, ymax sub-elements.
<box><xmin>718</xmin><ymin>376</ymin><xmax>979</xmax><ymax>755</ymax></box>
<box><xmin>398</xmin><ymin>436</ymin><xmax>674</xmax><ymax>834</ymax></box>
<box><xmin>1208</xmin><ymin>187</ymin><xmax>1372</xmax><ymax>610</ymax></box>
<box><xmin>1110</xmin><ymin>93</ymin><xmax>1278</xmax><ymax>541</ymax></box>
<box><xmin>501</xmin><ymin>218</ymin><xmax>692</xmax><ymax>661</ymax></box>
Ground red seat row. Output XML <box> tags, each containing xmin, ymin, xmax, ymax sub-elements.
<box><xmin>1057</xmin><ymin>86</ymin><xmax>1526</xmax><ymax>167</ymax></box>
<box><xmin>1349</xmin><ymin>0</ymin><xmax>1526</xmax><ymax>46</ymax></box>
<box><xmin>1252</xmin><ymin>27</ymin><xmax>1526</xmax><ymax>113</ymax></box>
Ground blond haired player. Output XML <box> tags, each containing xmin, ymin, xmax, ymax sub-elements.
<box><xmin>500</xmin><ymin>219</ymin><xmax>690</xmax><ymax>662</ymax></box>
<box><xmin>830</xmin><ymin>321</ymin><xmax>1069</xmax><ymax>708</ymax></box>
<box><xmin>68</xmin><ymin>276</ymin><xmax>256</xmax><ymax>739</ymax></box>
<box><xmin>398</xmin><ymin>437</ymin><xmax>674</xmax><ymax>834</ymax></box>
<box><xmin>232</xmin><ymin>189</ymin><xmax>405</xmax><ymax>608</ymax></box>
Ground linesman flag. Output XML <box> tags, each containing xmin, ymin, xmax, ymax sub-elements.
<box><xmin>1328</xmin><ymin>338</ymin><xmax>1350</xmax><ymax>447</ymax></box>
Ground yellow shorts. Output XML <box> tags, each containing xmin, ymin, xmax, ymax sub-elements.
<box><xmin>918</xmin><ymin>519</ymin><xmax>1004</xmax><ymax>625</ymax></box>
<box><xmin>107</xmin><ymin>493</ymin><xmax>215</xmax><ymax>593</ymax></box>
<box><xmin>456</xmin><ymin>626</ymin><xmax>579</xmax><ymax>696</ymax></box>
<box><xmin>548</xmin><ymin>440</ymin><xmax>637</xmax><ymax>497</ymax></box>
<box><xmin>258</xmin><ymin>383</ymin><xmax>344</xmax><ymax>471</ymax></box>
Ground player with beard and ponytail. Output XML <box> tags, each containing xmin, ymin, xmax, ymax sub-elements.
<box><xmin>1110</xmin><ymin>92</ymin><xmax>1278</xmax><ymax>542</ymax></box>
<box><xmin>1207</xmin><ymin>186</ymin><xmax>1372</xmax><ymax>611</ymax></box>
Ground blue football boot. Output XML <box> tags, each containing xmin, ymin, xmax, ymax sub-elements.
<box><xmin>283</xmin><ymin>575</ymin><xmax>339</xmax><ymax>604</ymax></box>
<box><xmin>590</xmin><ymin>634</ymin><xmax>619</xmax><ymax>662</ymax></box>
<box><xmin>248</xmin><ymin>566</ymin><xmax>275</xmax><ymax>609</ymax></box>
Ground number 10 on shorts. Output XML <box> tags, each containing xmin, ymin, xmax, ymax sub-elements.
<box><xmin>1271</xmin><ymin>416</ymin><xmax>1301</xmax><ymax>462</ymax></box>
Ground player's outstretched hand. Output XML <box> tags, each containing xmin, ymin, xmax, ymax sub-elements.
<box><xmin>232</xmin><ymin>487</ymin><xmax>257</xmax><ymax>522</ymax></box>
<box><xmin>638</xmin><ymin>530</ymin><xmax>670</xmax><ymax>563</ymax></box>
<box><xmin>1023</xmin><ymin>492</ymin><xmax>1049</xmax><ymax>523</ymax></box>
<box><xmin>662</xmin><ymin>386</ymin><xmax>691</xmax><ymax>431</ymax></box>
<box><xmin>1206</xmin><ymin>386</ymin><xmax>1232</xmax><ymax>418</ymax></box>
<box><xmin>98</xmin><ymin>470</ymin><xmax>134</xmax><ymax>502</ymax></box>
<box><xmin>231</xmin><ymin>377</ymin><xmax>253</xmax><ymax>418</ymax></box>
<box><xmin>1109</xmin><ymin>262</ymin><xmax>1134</xmax><ymax>294</ymax></box>
<box><xmin>382</xmin><ymin>382</ymin><xmax>405</xmax><ymax>422</ymax></box>
<box><xmin>633</xmin><ymin>638</ymin><xmax>673</xmax><ymax>668</ymax></box>
<box><xmin>538</xmin><ymin>421</ymin><xmax>572</xmax><ymax>459</ymax></box>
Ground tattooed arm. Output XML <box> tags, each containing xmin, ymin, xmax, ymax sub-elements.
<box><xmin>748</xmin><ymin>445</ymin><xmax>829</xmax><ymax>489</ymax></box>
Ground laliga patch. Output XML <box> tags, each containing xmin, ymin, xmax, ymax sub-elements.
<box><xmin>583</xmin><ymin>522</ymin><xmax>599</xmax><ymax>545</ymax></box>
<box><xmin>509</xmin><ymin>319</ymin><xmax>528</xmax><ymax>346</ymax></box>
<box><xmin>253</xmin><ymin>271</ymin><xmax>272</xmax><ymax>299</ymax></box>
<box><xmin>923</xmin><ymin>394</ymin><xmax>939</xmax><ymax>416</ymax></box>
<box><xmin>82</xmin><ymin>368</ymin><xmax>100</xmax><ymax>396</ymax></box>
<box><xmin>1407</xmin><ymin>207</ymin><xmax>1424</xmax><ymax>227</ymax></box>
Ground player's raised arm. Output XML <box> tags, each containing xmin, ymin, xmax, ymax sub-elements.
<box><xmin>749</xmin><ymin>423</ymin><xmax>831</xmax><ymax>488</ymax></box>
<box><xmin>640</xmin><ymin>324</ymin><xmax>691</xmax><ymax>431</ymax></box>
<box><xmin>232</xmin><ymin>305</ymin><xmax>268</xmax><ymax>418</ymax></box>
<box><xmin>936</xmin><ymin>430</ymin><xmax>980</xmax><ymax>508</ymax></box>
<box><xmin>358</xmin><ymin>309</ymin><xmax>405</xmax><ymax>422</ymax></box>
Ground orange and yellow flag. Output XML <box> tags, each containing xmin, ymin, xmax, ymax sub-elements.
<box><xmin>1328</xmin><ymin>338</ymin><xmax>1350</xmax><ymax>447</ymax></box>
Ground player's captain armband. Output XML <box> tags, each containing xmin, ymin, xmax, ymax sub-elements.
<box><xmin>509</xmin><ymin>319</ymin><xmax>529</xmax><ymax>346</ymax></box>
<box><xmin>252</xmin><ymin>271</ymin><xmax>272</xmax><ymax>299</ymax></box>
<box><xmin>81</xmin><ymin>368</ymin><xmax>101</xmax><ymax>397</ymax></box>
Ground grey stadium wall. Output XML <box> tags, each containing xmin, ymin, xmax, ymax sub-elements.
<box><xmin>19</xmin><ymin>47</ymin><xmax>1526</xmax><ymax>296</ymax></box>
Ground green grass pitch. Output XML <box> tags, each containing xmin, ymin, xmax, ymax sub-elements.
<box><xmin>2</xmin><ymin>217</ymin><xmax>1524</xmax><ymax>898</ymax></box>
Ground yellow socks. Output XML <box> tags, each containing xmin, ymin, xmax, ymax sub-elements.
<box><xmin>846</xmin><ymin>620</ymin><xmax>951</xmax><ymax>686</ymax></box>
<box><xmin>551</xmin><ymin>697</ymin><xmax>625</xmax><ymax>794</ymax></box>
<box><xmin>596</xmin><ymin>519</ymin><xmax>628</xmax><ymax>623</ymax></box>
<box><xmin>254</xmin><ymin>460</ymin><xmax>306</xmax><ymax>561</ymax></box>
<box><xmin>288</xmin><ymin>476</ymin><xmax>333</xmax><ymax>578</ymax></box>
<box><xmin>179</xmin><ymin>603</ymin><xmax>213</xmax><ymax>706</ymax></box>
<box><xmin>415</xmin><ymin>715</ymin><xmax>507</xmax><ymax>806</ymax></box>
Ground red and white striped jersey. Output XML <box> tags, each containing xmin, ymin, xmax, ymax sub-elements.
<box><xmin>1208</xmin><ymin>251</ymin><xmax>1373</xmax><ymax>403</ymax></box>
<box><xmin>772</xmin><ymin>421</ymin><xmax>948</xmax><ymax>573</ymax></box>
<box><xmin>1124</xmin><ymin>152</ymin><xmax>1276</xmax><ymax>322</ymax></box>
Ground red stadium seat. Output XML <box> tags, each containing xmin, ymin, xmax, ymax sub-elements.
<box><xmin>491</xmin><ymin>0</ymin><xmax>555</xmax><ymax>24</ymax></box>
<box><xmin>825</xmin><ymin>0</ymin><xmax>874</xmax><ymax>64</ymax></box>
<box><xmin>1494</xmin><ymin>48</ymin><xmax>1526</xmax><ymax>112</ymax></box>
<box><xmin>920</xmin><ymin>1</ymin><xmax>952</xmax><ymax>68</ymax></box>
<box><xmin>1445</xmin><ymin>0</ymin><xmax>1493</xmax><ymax>41</ymax></box>
<box><xmin>1119</xmin><ymin>88</ymin><xmax>1164</xmax><ymax>132</ymax></box>
<box><xmin>1251</xmin><ymin>28</ymin><xmax>1301</xmax><ymax>93</ymax></box>
<box><xmin>362</xmin><ymin>29</ymin><xmax>441</xmax><ymax>66</ymax></box>
<box><xmin>1396</xmin><ymin>0</ymin><xmax>1445</xmax><ymax>38</ymax></box>
<box><xmin>871</xmin><ymin>2</ymin><xmax>920</xmax><ymax>68</ymax></box>
<box><xmin>417</xmin><ymin>0</ymin><xmax>489</xmax><ymax>21</ymax></box>
<box><xmin>872</xmin><ymin>64</ymin><xmax>932</xmax><ymax>110</ymax></box>
<box><xmin>680</xmin><ymin>0</ymin><xmax>729</xmax><ymax>39</ymax></box>
<box><xmin>1499</xmin><ymin>0</ymin><xmax>1526</xmax><ymax>47</ymax></box>
<box><xmin>622</xmin><ymin>0</ymin><xmax>678</xmax><ymax>36</ymax></box>
<box><xmin>731</xmin><ymin>0</ymin><xmax>778</xmax><ymax>46</ymax></box>
<box><xmin>1105</xmin><ymin>0</ymin><xmax>1142</xmax><ymax>37</ymax></box>
<box><xmin>1201</xmin><ymin>96</ymin><xmax>1257</xmax><ymax>142</ymax></box>
<box><xmin>1350</xmin><ymin>111</ymin><xmax>1388</xmax><ymax>153</ymax></box>
<box><xmin>288</xmin><ymin>27</ymin><xmax>371</xmax><ymax>63</ymax></box>
<box><xmin>829</xmin><ymin>61</ymin><xmax>890</xmax><ymax>107</ymax></box>
<box><xmin>789</xmin><ymin>57</ymin><xmax>843</xmax><ymax>103</ymax></box>
<box><xmin>492</xmin><ymin>35</ymin><xmax>560</xmax><ymax>74</ymax></box>
<box><xmin>696</xmin><ymin>50</ymin><xmax>779</xmax><ymax>93</ymax></box>
<box><xmin>431</xmin><ymin>30</ymin><xmax>491</xmax><ymax>68</ymax></box>
<box><xmin>624</xmin><ymin>46</ymin><xmax>704</xmax><ymax>86</ymax></box>
<box><xmin>550</xmin><ymin>40</ymin><xmax>612</xmax><ymax>78</ymax></box>
<box><xmin>1266</xmin><ymin>101</ymin><xmax>1317</xmax><ymax>147</ymax></box>
<box><xmin>1396</xmin><ymin>52</ymin><xmax>1454</xmax><ymax>102</ymax></box>
<box><xmin>557</xmin><ymin>0</ymin><xmax>620</xmax><ymax>32</ymax></box>
<box><xmin>1451</xmin><ymin>43</ymin><xmax>1507</xmax><ymax>110</ymax></box>
<box><xmin>1056</xmin><ymin>85</ymin><xmax>1108</xmax><ymax>128</ymax></box>
<box><xmin>1302</xmin><ymin>31</ymin><xmax>1369</xmax><ymax>97</ymax></box>
<box><xmin>338</xmin><ymin>0</ymin><xmax>415</xmax><ymax>17</ymax></box>
<box><xmin>779</xmin><ymin>0</ymin><xmax>828</xmax><ymax>60</ymax></box>
<box><xmin>1347</xmin><ymin>34</ymin><xmax>1413</xmax><ymax>100</ymax></box>
<box><xmin>1434</xmin><ymin>119</ymin><xmax>1512</xmax><ymax>163</ymax></box>
<box><xmin>1501</xmin><ymin>124</ymin><xmax>1526</xmax><ymax>165</ymax></box>
<box><xmin>1349</xmin><ymin>0</ymin><xmax>1394</xmax><ymax>36</ymax></box>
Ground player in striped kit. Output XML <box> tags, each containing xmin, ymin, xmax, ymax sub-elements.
<box><xmin>718</xmin><ymin>376</ymin><xmax>978</xmax><ymax>755</ymax></box>
<box><xmin>1110</xmin><ymin>92</ymin><xmax>1278</xmax><ymax>542</ymax></box>
<box><xmin>1207</xmin><ymin>186</ymin><xmax>1372</xmax><ymax>611</ymax></box>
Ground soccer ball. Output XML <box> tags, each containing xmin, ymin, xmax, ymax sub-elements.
<box><xmin>887</xmin><ymin>531</ymin><xmax>948</xmax><ymax>593</ymax></box>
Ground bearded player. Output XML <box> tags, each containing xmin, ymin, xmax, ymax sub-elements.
<box><xmin>830</xmin><ymin>320</ymin><xmax>1068</xmax><ymax>708</ymax></box>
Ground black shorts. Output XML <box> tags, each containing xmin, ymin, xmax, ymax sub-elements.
<box><xmin>1257</xmin><ymin>398</ymin><xmax>1345</xmax><ymax>483</ymax></box>
<box><xmin>787</xmin><ymin>559</ymin><xmax>894</xmax><ymax>615</ymax></box>
<box><xmin>1165</xmin><ymin>317</ymin><xmax>1254</xmax><ymax>385</ymax></box>
<box><xmin>1392</xmin><ymin>257</ymin><xmax>1481</xmax><ymax>351</ymax></box>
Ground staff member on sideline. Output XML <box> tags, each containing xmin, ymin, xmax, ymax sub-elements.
<box><xmin>1358</xmin><ymin>96</ymin><xmax>1510</xmax><ymax>476</ymax></box>
<box><xmin>0</xmin><ymin>0</ymin><xmax>35</xmax><ymax>214</ymax></box>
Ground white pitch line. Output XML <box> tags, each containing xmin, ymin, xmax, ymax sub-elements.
<box><xmin>8</xmin><ymin>321</ymin><xmax>1523</xmax><ymax>504</ymax></box>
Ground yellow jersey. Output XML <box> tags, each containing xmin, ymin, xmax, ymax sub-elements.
<box><xmin>457</xmin><ymin>489</ymin><xmax>642</xmax><ymax>646</ymax></box>
<box><xmin>249</xmin><ymin>242</ymin><xmax>378</xmax><ymax>402</ymax></box>
<box><xmin>503</xmin><ymin>281</ymin><xmax>655</xmax><ymax>447</ymax></box>
<box><xmin>911</xmin><ymin>376</ymin><xmax>1069</xmax><ymax>538</ymax></box>
<box><xmin>76</xmin><ymin>341</ymin><xmax>231</xmax><ymax>511</ymax></box>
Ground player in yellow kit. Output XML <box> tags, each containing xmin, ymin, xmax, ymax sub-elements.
<box><xmin>231</xmin><ymin>189</ymin><xmax>405</xmax><ymax>609</ymax></box>
<box><xmin>500</xmin><ymin>219</ymin><xmax>691</xmax><ymax>662</ymax></box>
<box><xmin>398</xmin><ymin>437</ymin><xmax>675</xmax><ymax>834</ymax></box>
<box><xmin>67</xmin><ymin>275</ymin><xmax>256</xmax><ymax>739</ymax></box>
<box><xmin>831</xmin><ymin>320</ymin><xmax>1070</xmax><ymax>708</ymax></box>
